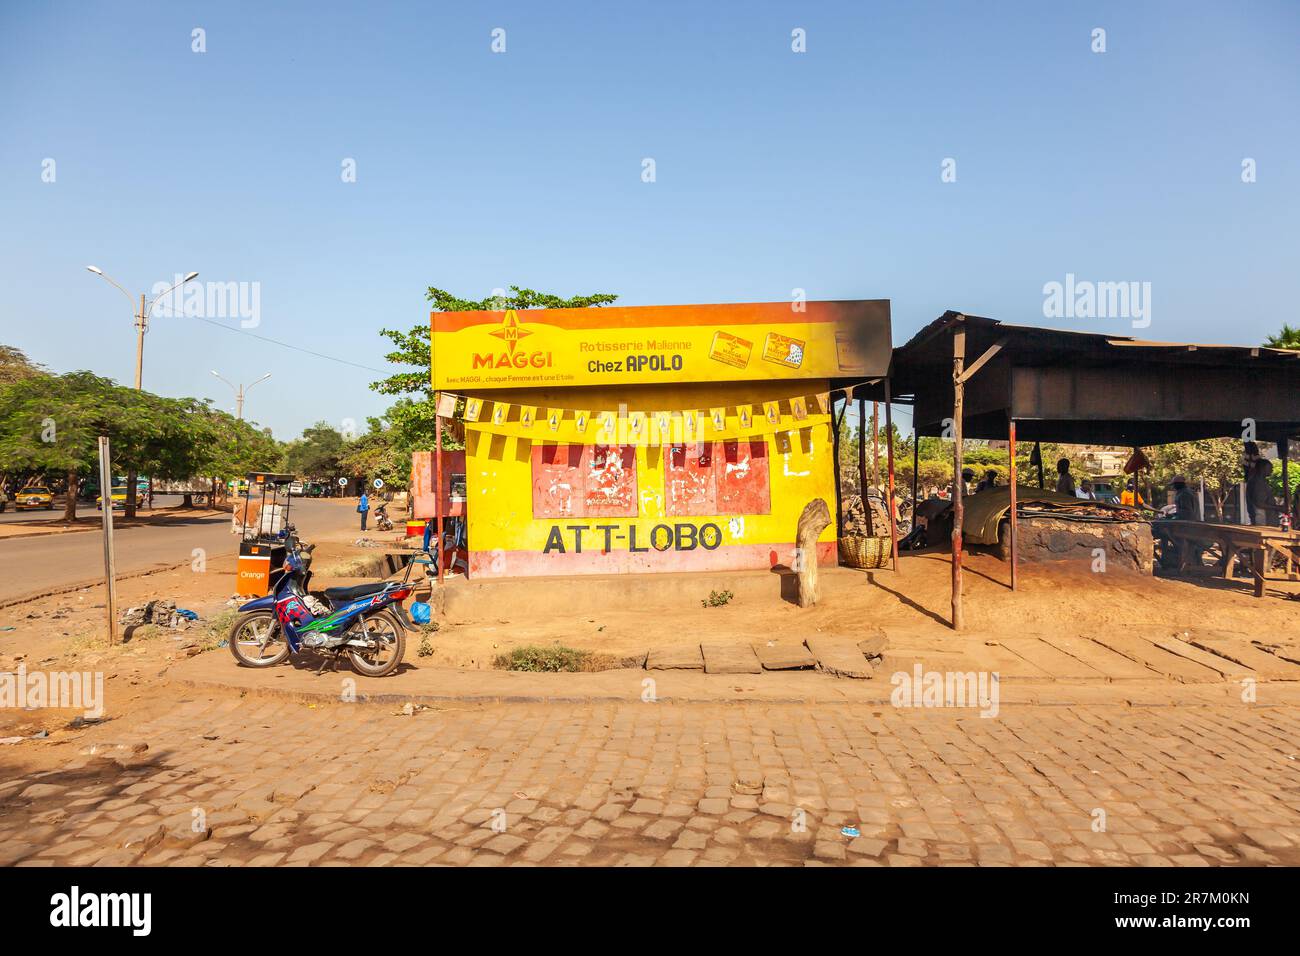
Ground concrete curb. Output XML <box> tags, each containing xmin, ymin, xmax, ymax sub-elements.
<box><xmin>164</xmin><ymin>655</ymin><xmax>1298</xmax><ymax>709</ymax></box>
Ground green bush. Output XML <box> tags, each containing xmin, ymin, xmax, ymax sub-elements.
<box><xmin>701</xmin><ymin>589</ymin><xmax>734</xmax><ymax>608</ymax></box>
<box><xmin>494</xmin><ymin>645</ymin><xmax>593</xmax><ymax>672</ymax></box>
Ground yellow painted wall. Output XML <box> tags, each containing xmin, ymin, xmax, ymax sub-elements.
<box><xmin>462</xmin><ymin>379</ymin><xmax>838</xmax><ymax>577</ymax></box>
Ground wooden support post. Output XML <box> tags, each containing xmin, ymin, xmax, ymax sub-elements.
<box><xmin>434</xmin><ymin>393</ymin><xmax>445</xmax><ymax>585</ymax></box>
<box><xmin>951</xmin><ymin>327</ymin><xmax>966</xmax><ymax>629</ymax></box>
<box><xmin>1009</xmin><ymin>420</ymin><xmax>1018</xmax><ymax>591</ymax></box>
<box><xmin>1035</xmin><ymin>441</ymin><xmax>1044</xmax><ymax>489</ymax></box>
<box><xmin>1282</xmin><ymin>435</ymin><xmax>1291</xmax><ymax>524</ymax></box>
<box><xmin>885</xmin><ymin>380</ymin><xmax>898</xmax><ymax>573</ymax></box>
<box><xmin>831</xmin><ymin>392</ymin><xmax>845</xmax><ymax>537</ymax></box>
<box><xmin>97</xmin><ymin>437</ymin><xmax>118</xmax><ymax>645</ymax></box>
<box><xmin>911</xmin><ymin>426</ymin><xmax>920</xmax><ymax>516</ymax></box>
<box><xmin>857</xmin><ymin>392</ymin><xmax>871</xmax><ymax>535</ymax></box>
<box><xmin>872</xmin><ymin>401</ymin><xmax>880</xmax><ymax>489</ymax></box>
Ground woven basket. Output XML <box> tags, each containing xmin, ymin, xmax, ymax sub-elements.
<box><xmin>840</xmin><ymin>535</ymin><xmax>891</xmax><ymax>569</ymax></box>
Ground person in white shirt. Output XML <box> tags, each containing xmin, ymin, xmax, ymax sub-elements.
<box><xmin>1076</xmin><ymin>479</ymin><xmax>1095</xmax><ymax>500</ymax></box>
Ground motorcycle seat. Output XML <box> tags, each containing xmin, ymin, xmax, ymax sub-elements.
<box><xmin>323</xmin><ymin>582</ymin><xmax>388</xmax><ymax>603</ymax></box>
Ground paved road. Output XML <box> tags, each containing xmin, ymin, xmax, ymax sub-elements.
<box><xmin>0</xmin><ymin>494</ymin><xmax>195</xmax><ymax>525</ymax></box>
<box><xmin>0</xmin><ymin>498</ymin><xmax>353</xmax><ymax>602</ymax></box>
<box><xmin>2</xmin><ymin>698</ymin><xmax>1296</xmax><ymax>867</ymax></box>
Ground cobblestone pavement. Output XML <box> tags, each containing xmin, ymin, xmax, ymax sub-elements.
<box><xmin>2</xmin><ymin>697</ymin><xmax>1299</xmax><ymax>867</ymax></box>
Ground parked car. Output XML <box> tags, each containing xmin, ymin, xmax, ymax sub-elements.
<box><xmin>1089</xmin><ymin>477</ymin><xmax>1121</xmax><ymax>504</ymax></box>
<box><xmin>15</xmin><ymin>486</ymin><xmax>54</xmax><ymax>511</ymax></box>
<box><xmin>97</xmin><ymin>485</ymin><xmax>144</xmax><ymax>510</ymax></box>
<box><xmin>289</xmin><ymin>481</ymin><xmax>305</xmax><ymax>496</ymax></box>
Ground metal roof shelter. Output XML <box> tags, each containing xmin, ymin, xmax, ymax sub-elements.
<box><xmin>889</xmin><ymin>311</ymin><xmax>1300</xmax><ymax>445</ymax></box>
<box><xmin>871</xmin><ymin>311</ymin><xmax>1300</xmax><ymax>628</ymax></box>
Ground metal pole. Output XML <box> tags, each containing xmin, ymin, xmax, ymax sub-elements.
<box><xmin>951</xmin><ymin>326</ymin><xmax>966</xmax><ymax>630</ymax></box>
<box><xmin>1009</xmin><ymin>419</ymin><xmax>1018</xmax><ymax>591</ymax></box>
<box><xmin>122</xmin><ymin>293</ymin><xmax>147</xmax><ymax>521</ymax></box>
<box><xmin>885</xmin><ymin>380</ymin><xmax>898</xmax><ymax>573</ymax></box>
<box><xmin>134</xmin><ymin>293</ymin><xmax>146</xmax><ymax>389</ymax></box>
<box><xmin>98</xmin><ymin>437</ymin><xmax>118</xmax><ymax>645</ymax></box>
<box><xmin>236</xmin><ymin>386</ymin><xmax>245</xmax><ymax>420</ymax></box>
<box><xmin>434</xmin><ymin>393</ymin><xmax>445</xmax><ymax>585</ymax></box>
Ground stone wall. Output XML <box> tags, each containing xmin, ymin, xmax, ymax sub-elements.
<box><xmin>1014</xmin><ymin>517</ymin><xmax>1153</xmax><ymax>573</ymax></box>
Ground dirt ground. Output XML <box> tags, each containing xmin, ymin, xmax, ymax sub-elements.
<box><xmin>4</xmin><ymin>522</ymin><xmax>1295</xmax><ymax>739</ymax></box>
<box><xmin>425</xmin><ymin>549</ymin><xmax>1300</xmax><ymax>670</ymax></box>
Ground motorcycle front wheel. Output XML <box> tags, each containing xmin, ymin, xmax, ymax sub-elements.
<box><xmin>228</xmin><ymin>610</ymin><xmax>290</xmax><ymax>668</ymax></box>
<box><xmin>347</xmin><ymin>610</ymin><xmax>405</xmax><ymax>677</ymax></box>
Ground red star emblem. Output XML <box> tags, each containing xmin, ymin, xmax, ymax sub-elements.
<box><xmin>489</xmin><ymin>309</ymin><xmax>532</xmax><ymax>355</ymax></box>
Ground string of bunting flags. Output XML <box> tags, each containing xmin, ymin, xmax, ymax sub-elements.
<box><xmin>434</xmin><ymin>390</ymin><xmax>834</xmax><ymax>445</ymax></box>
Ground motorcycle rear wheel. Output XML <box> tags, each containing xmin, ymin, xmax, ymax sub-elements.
<box><xmin>228</xmin><ymin>610</ymin><xmax>290</xmax><ymax>667</ymax></box>
<box><xmin>346</xmin><ymin>610</ymin><xmax>405</xmax><ymax>677</ymax></box>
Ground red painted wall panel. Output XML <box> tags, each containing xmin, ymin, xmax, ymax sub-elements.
<box><xmin>531</xmin><ymin>444</ymin><xmax>638</xmax><ymax>519</ymax></box>
<box><xmin>717</xmin><ymin>439</ymin><xmax>770</xmax><ymax>515</ymax></box>
<box><xmin>666</xmin><ymin>440</ymin><xmax>769</xmax><ymax>516</ymax></box>
<box><xmin>666</xmin><ymin>443</ymin><xmax>717</xmax><ymax>516</ymax></box>
<box><xmin>410</xmin><ymin>450</ymin><xmax>466</xmax><ymax>519</ymax></box>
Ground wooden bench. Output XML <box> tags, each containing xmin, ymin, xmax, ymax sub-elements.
<box><xmin>1153</xmin><ymin>520</ymin><xmax>1300</xmax><ymax>597</ymax></box>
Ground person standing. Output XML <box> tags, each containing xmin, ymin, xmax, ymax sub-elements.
<box><xmin>1120</xmin><ymin>479</ymin><xmax>1146</xmax><ymax>508</ymax></box>
<box><xmin>1243</xmin><ymin>441</ymin><xmax>1276</xmax><ymax>526</ymax></box>
<box><xmin>358</xmin><ymin>489</ymin><xmax>370</xmax><ymax>531</ymax></box>
<box><xmin>1171</xmin><ymin>475</ymin><xmax>1198</xmax><ymax>521</ymax></box>
<box><xmin>1055</xmin><ymin>458</ymin><xmax>1076</xmax><ymax>496</ymax></box>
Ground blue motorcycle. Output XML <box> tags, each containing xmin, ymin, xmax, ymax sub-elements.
<box><xmin>228</xmin><ymin>528</ymin><xmax>421</xmax><ymax>677</ymax></box>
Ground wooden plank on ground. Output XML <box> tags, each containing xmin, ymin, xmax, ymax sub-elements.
<box><xmin>1186</xmin><ymin>632</ymin><xmax>1300</xmax><ymax>680</ymax></box>
<box><xmin>646</xmin><ymin>645</ymin><xmax>704</xmax><ymax>670</ymax></box>
<box><xmin>806</xmin><ymin>637</ymin><xmax>873</xmax><ymax>679</ymax></box>
<box><xmin>1150</xmin><ymin>636</ymin><xmax>1252</xmax><ymax>680</ymax></box>
<box><xmin>1253</xmin><ymin>640</ymin><xmax>1300</xmax><ymax>666</ymax></box>
<box><xmin>877</xmin><ymin>652</ymin><xmax>989</xmax><ymax>678</ymax></box>
<box><xmin>752</xmin><ymin>640</ymin><xmax>815</xmax><ymax>670</ymax></box>
<box><xmin>998</xmin><ymin>638</ymin><xmax>1108</xmax><ymax>682</ymax></box>
<box><xmin>1037</xmin><ymin>635</ymin><xmax>1157</xmax><ymax>680</ymax></box>
<box><xmin>965</xmin><ymin>642</ymin><xmax>1054</xmax><ymax>680</ymax></box>
<box><xmin>1090</xmin><ymin>633</ymin><xmax>1223</xmax><ymax>684</ymax></box>
<box><xmin>700</xmin><ymin>643</ymin><xmax>762</xmax><ymax>675</ymax></box>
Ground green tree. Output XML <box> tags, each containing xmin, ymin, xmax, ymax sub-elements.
<box><xmin>0</xmin><ymin>345</ymin><xmax>45</xmax><ymax>386</ymax></box>
<box><xmin>283</xmin><ymin>422</ymin><xmax>347</xmax><ymax>481</ymax></box>
<box><xmin>1151</xmin><ymin>439</ymin><xmax>1243</xmax><ymax>517</ymax></box>
<box><xmin>338</xmin><ymin>417</ymin><xmax>407</xmax><ymax>491</ymax></box>
<box><xmin>1264</xmin><ymin>324</ymin><xmax>1300</xmax><ymax>350</ymax></box>
<box><xmin>0</xmin><ymin>371</ymin><xmax>186</xmax><ymax>520</ymax></box>
<box><xmin>370</xmin><ymin>285</ymin><xmax>618</xmax><ymax>455</ymax></box>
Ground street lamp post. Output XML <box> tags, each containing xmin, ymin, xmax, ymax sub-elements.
<box><xmin>210</xmin><ymin>370</ymin><xmax>271</xmax><ymax>420</ymax></box>
<box><xmin>86</xmin><ymin>266</ymin><xmax>199</xmax><ymax>516</ymax></box>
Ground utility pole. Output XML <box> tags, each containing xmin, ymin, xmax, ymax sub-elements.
<box><xmin>87</xmin><ymin>267</ymin><xmax>199</xmax><ymax>519</ymax></box>
<box><xmin>211</xmin><ymin>371</ymin><xmax>272</xmax><ymax>419</ymax></box>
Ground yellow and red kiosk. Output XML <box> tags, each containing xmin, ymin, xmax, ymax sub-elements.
<box><xmin>427</xmin><ymin>300</ymin><xmax>892</xmax><ymax>579</ymax></box>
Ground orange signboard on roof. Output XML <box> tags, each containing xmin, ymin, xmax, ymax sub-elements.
<box><xmin>430</xmin><ymin>299</ymin><xmax>891</xmax><ymax>390</ymax></box>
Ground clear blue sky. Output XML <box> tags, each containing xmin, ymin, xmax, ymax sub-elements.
<box><xmin>2</xmin><ymin>0</ymin><xmax>1297</xmax><ymax>439</ymax></box>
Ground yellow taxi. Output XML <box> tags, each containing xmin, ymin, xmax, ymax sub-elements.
<box><xmin>97</xmin><ymin>485</ymin><xmax>144</xmax><ymax>510</ymax></box>
<box><xmin>15</xmin><ymin>486</ymin><xmax>55</xmax><ymax>511</ymax></box>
